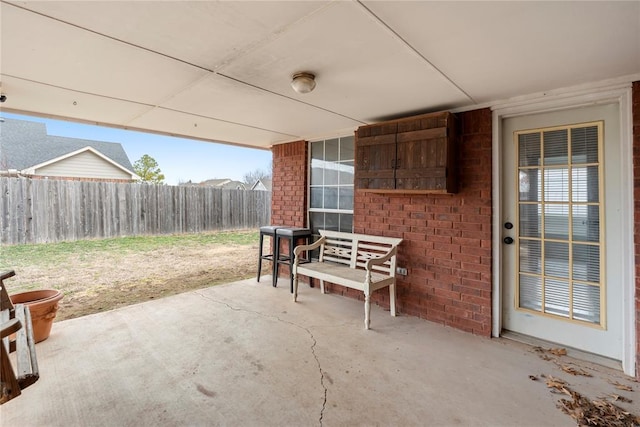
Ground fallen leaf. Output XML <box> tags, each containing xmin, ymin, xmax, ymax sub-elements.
<box><xmin>556</xmin><ymin>387</ymin><xmax>640</xmax><ymax>426</ymax></box>
<box><xmin>559</xmin><ymin>364</ymin><xmax>593</xmax><ymax>377</ymax></box>
<box><xmin>605</xmin><ymin>394</ymin><xmax>633</xmax><ymax>403</ymax></box>
<box><xmin>549</xmin><ymin>348</ymin><xmax>567</xmax><ymax>356</ymax></box>
<box><xmin>608</xmin><ymin>380</ymin><xmax>634</xmax><ymax>392</ymax></box>
<box><xmin>529</xmin><ymin>375</ymin><xmax>538</xmax><ymax>381</ymax></box>
<box><xmin>545</xmin><ymin>375</ymin><xmax>571</xmax><ymax>395</ymax></box>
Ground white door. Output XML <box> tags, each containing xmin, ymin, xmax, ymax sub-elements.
<box><xmin>502</xmin><ymin>103</ymin><xmax>623</xmax><ymax>361</ymax></box>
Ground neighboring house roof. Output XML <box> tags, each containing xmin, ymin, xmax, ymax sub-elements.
<box><xmin>199</xmin><ymin>178</ymin><xmax>246</xmax><ymax>190</ymax></box>
<box><xmin>0</xmin><ymin>118</ymin><xmax>137</xmax><ymax>179</ymax></box>
<box><xmin>251</xmin><ymin>178</ymin><xmax>272</xmax><ymax>191</ymax></box>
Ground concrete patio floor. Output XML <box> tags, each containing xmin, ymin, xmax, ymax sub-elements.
<box><xmin>2</xmin><ymin>277</ymin><xmax>638</xmax><ymax>426</ymax></box>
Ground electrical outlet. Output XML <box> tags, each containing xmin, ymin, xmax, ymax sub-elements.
<box><xmin>396</xmin><ymin>267</ymin><xmax>408</xmax><ymax>276</ymax></box>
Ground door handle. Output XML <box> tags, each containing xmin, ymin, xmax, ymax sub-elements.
<box><xmin>503</xmin><ymin>237</ymin><xmax>514</xmax><ymax>245</ymax></box>
<box><xmin>504</xmin><ymin>222</ymin><xmax>513</xmax><ymax>229</ymax></box>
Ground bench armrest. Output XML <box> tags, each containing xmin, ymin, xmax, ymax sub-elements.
<box><xmin>364</xmin><ymin>246</ymin><xmax>397</xmax><ymax>271</ymax></box>
<box><xmin>293</xmin><ymin>236</ymin><xmax>326</xmax><ymax>264</ymax></box>
<box><xmin>1</xmin><ymin>318</ymin><xmax>21</xmax><ymax>339</ymax></box>
<box><xmin>0</xmin><ymin>271</ymin><xmax>16</xmax><ymax>281</ymax></box>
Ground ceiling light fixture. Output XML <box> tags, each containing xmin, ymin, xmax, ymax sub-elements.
<box><xmin>291</xmin><ymin>72</ymin><xmax>316</xmax><ymax>94</ymax></box>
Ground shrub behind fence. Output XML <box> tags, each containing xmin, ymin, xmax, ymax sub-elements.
<box><xmin>0</xmin><ymin>177</ymin><xmax>271</xmax><ymax>245</ymax></box>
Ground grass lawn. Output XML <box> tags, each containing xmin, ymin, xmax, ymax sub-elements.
<box><xmin>1</xmin><ymin>230</ymin><xmax>260</xmax><ymax>320</ymax></box>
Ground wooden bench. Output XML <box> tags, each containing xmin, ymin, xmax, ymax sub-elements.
<box><xmin>292</xmin><ymin>230</ymin><xmax>403</xmax><ymax>329</ymax></box>
<box><xmin>1</xmin><ymin>270</ymin><xmax>39</xmax><ymax>404</ymax></box>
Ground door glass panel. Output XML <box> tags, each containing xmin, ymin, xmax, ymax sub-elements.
<box><xmin>516</xmin><ymin>122</ymin><xmax>603</xmax><ymax>326</ymax></box>
<box><xmin>544</xmin><ymin>168</ymin><xmax>569</xmax><ymax>202</ymax></box>
<box><xmin>572</xmin><ymin>166</ymin><xmax>599</xmax><ymax>203</ymax></box>
<box><xmin>518</xmin><ymin>170</ymin><xmax>541</xmax><ymax>201</ymax></box>
<box><xmin>572</xmin><ymin>243</ymin><xmax>600</xmax><ymax>283</ymax></box>
<box><xmin>572</xmin><ymin>205</ymin><xmax>599</xmax><ymax>242</ymax></box>
<box><xmin>572</xmin><ymin>283</ymin><xmax>600</xmax><ymax>324</ymax></box>
<box><xmin>544</xmin><ymin>204</ymin><xmax>569</xmax><ymax>239</ymax></box>
<box><xmin>544</xmin><ymin>241</ymin><xmax>569</xmax><ymax>279</ymax></box>
<box><xmin>543</xmin><ymin>129</ymin><xmax>568</xmax><ymax>165</ymax></box>
<box><xmin>519</xmin><ymin>275</ymin><xmax>542</xmax><ymax>311</ymax></box>
<box><xmin>519</xmin><ymin>239</ymin><xmax>541</xmax><ymax>274</ymax></box>
<box><xmin>544</xmin><ymin>278</ymin><xmax>570</xmax><ymax>318</ymax></box>
<box><xmin>518</xmin><ymin>133</ymin><xmax>541</xmax><ymax>167</ymax></box>
<box><xmin>571</xmin><ymin>126</ymin><xmax>598</xmax><ymax>164</ymax></box>
<box><xmin>519</xmin><ymin>204</ymin><xmax>541</xmax><ymax>237</ymax></box>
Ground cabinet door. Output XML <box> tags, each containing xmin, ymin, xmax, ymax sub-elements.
<box><xmin>395</xmin><ymin>115</ymin><xmax>448</xmax><ymax>191</ymax></box>
<box><xmin>355</xmin><ymin>123</ymin><xmax>397</xmax><ymax>190</ymax></box>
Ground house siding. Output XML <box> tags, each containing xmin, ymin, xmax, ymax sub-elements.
<box><xmin>35</xmin><ymin>150</ymin><xmax>133</xmax><ymax>180</ymax></box>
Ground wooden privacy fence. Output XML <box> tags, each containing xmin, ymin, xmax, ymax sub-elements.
<box><xmin>0</xmin><ymin>177</ymin><xmax>271</xmax><ymax>245</ymax></box>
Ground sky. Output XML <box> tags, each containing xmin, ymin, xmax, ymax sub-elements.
<box><xmin>1</xmin><ymin>112</ymin><xmax>272</xmax><ymax>186</ymax></box>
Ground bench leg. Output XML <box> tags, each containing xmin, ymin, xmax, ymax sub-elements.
<box><xmin>1</xmin><ymin>338</ymin><xmax>21</xmax><ymax>404</ymax></box>
<box><xmin>320</xmin><ymin>279</ymin><xmax>325</xmax><ymax>294</ymax></box>
<box><xmin>293</xmin><ymin>273</ymin><xmax>298</xmax><ymax>302</ymax></box>
<box><xmin>389</xmin><ymin>283</ymin><xmax>397</xmax><ymax>317</ymax></box>
<box><xmin>364</xmin><ymin>293</ymin><xmax>371</xmax><ymax>330</ymax></box>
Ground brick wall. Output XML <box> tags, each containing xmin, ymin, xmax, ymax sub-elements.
<box><xmin>633</xmin><ymin>81</ymin><xmax>640</xmax><ymax>378</ymax></box>
<box><xmin>272</xmin><ymin>93</ymin><xmax>640</xmax><ymax>373</ymax></box>
<box><xmin>271</xmin><ymin>111</ymin><xmax>493</xmax><ymax>335</ymax></box>
<box><xmin>271</xmin><ymin>141</ymin><xmax>308</xmax><ymax>228</ymax></box>
<box><xmin>336</xmin><ymin>108</ymin><xmax>493</xmax><ymax>335</ymax></box>
<box><xmin>271</xmin><ymin>140</ymin><xmax>308</xmax><ymax>279</ymax></box>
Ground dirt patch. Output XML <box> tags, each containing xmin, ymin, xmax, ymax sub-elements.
<box><xmin>7</xmin><ymin>243</ymin><xmax>259</xmax><ymax>321</ymax></box>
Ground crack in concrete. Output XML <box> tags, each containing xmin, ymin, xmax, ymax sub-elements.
<box><xmin>195</xmin><ymin>291</ymin><xmax>328</xmax><ymax>426</ymax></box>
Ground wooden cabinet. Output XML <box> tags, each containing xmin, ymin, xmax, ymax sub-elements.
<box><xmin>355</xmin><ymin>111</ymin><xmax>458</xmax><ymax>194</ymax></box>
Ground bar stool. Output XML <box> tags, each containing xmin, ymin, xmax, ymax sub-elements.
<box><xmin>274</xmin><ymin>227</ymin><xmax>312</xmax><ymax>292</ymax></box>
<box><xmin>257</xmin><ymin>225</ymin><xmax>284</xmax><ymax>283</ymax></box>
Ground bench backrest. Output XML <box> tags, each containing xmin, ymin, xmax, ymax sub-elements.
<box><xmin>318</xmin><ymin>230</ymin><xmax>402</xmax><ymax>276</ymax></box>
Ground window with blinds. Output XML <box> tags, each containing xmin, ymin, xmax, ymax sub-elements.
<box><xmin>309</xmin><ymin>136</ymin><xmax>354</xmax><ymax>234</ymax></box>
<box><xmin>516</xmin><ymin>122</ymin><xmax>604</xmax><ymax>327</ymax></box>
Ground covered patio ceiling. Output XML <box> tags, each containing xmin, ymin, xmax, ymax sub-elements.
<box><xmin>1</xmin><ymin>1</ymin><xmax>639</xmax><ymax>149</ymax></box>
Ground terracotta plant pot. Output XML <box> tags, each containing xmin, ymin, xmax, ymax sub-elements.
<box><xmin>10</xmin><ymin>289</ymin><xmax>63</xmax><ymax>343</ymax></box>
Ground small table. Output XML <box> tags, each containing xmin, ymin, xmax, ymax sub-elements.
<box><xmin>274</xmin><ymin>227</ymin><xmax>312</xmax><ymax>292</ymax></box>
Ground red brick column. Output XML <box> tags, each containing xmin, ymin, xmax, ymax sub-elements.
<box><xmin>348</xmin><ymin>108</ymin><xmax>493</xmax><ymax>336</ymax></box>
<box><xmin>632</xmin><ymin>80</ymin><xmax>640</xmax><ymax>378</ymax></box>
<box><xmin>271</xmin><ymin>140</ymin><xmax>308</xmax><ymax>279</ymax></box>
<box><xmin>271</xmin><ymin>141</ymin><xmax>308</xmax><ymax>228</ymax></box>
